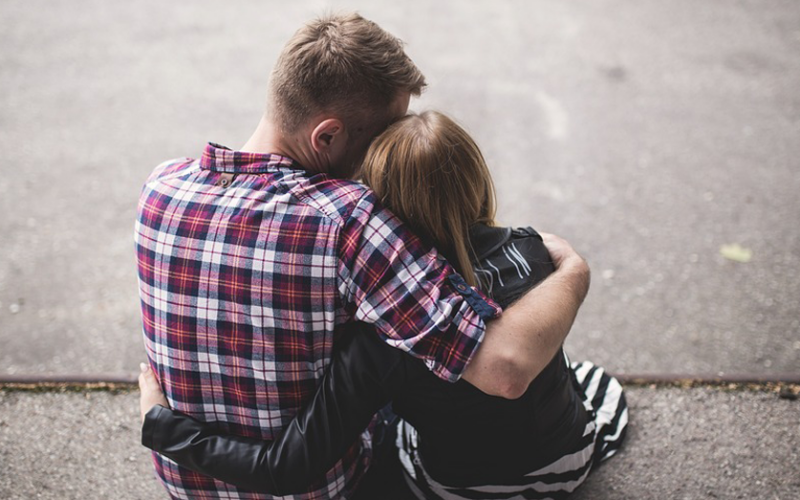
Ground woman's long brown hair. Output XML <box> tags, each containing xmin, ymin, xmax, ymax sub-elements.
<box><xmin>360</xmin><ymin>111</ymin><xmax>497</xmax><ymax>287</ymax></box>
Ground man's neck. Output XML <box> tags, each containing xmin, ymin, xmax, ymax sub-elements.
<box><xmin>241</xmin><ymin>115</ymin><xmax>324</xmax><ymax>173</ymax></box>
<box><xmin>241</xmin><ymin>115</ymin><xmax>288</xmax><ymax>156</ymax></box>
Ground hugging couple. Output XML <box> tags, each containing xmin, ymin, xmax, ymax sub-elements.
<box><xmin>135</xmin><ymin>12</ymin><xmax>627</xmax><ymax>500</ymax></box>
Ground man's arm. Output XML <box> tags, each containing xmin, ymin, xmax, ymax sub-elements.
<box><xmin>462</xmin><ymin>233</ymin><xmax>590</xmax><ymax>399</ymax></box>
<box><xmin>338</xmin><ymin>195</ymin><xmax>589</xmax><ymax>399</ymax></box>
<box><xmin>337</xmin><ymin>195</ymin><xmax>502</xmax><ymax>384</ymax></box>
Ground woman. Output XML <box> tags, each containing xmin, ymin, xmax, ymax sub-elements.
<box><xmin>140</xmin><ymin>111</ymin><xmax>628</xmax><ymax>499</ymax></box>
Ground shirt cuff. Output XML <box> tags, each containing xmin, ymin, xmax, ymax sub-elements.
<box><xmin>422</xmin><ymin>274</ymin><xmax>503</xmax><ymax>383</ymax></box>
<box><xmin>447</xmin><ymin>274</ymin><xmax>502</xmax><ymax>320</ymax></box>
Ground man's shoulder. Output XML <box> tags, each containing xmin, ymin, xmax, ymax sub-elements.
<box><xmin>288</xmin><ymin>175</ymin><xmax>379</xmax><ymax>227</ymax></box>
<box><xmin>145</xmin><ymin>156</ymin><xmax>199</xmax><ymax>185</ymax></box>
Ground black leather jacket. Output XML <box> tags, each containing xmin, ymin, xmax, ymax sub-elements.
<box><xmin>142</xmin><ymin>224</ymin><xmax>588</xmax><ymax>494</ymax></box>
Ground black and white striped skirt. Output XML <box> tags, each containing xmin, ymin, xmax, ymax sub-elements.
<box><xmin>396</xmin><ymin>360</ymin><xmax>629</xmax><ymax>499</ymax></box>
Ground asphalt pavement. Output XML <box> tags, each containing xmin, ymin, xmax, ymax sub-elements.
<box><xmin>0</xmin><ymin>0</ymin><xmax>798</xmax><ymax>498</ymax></box>
<box><xmin>1</xmin><ymin>0</ymin><xmax>798</xmax><ymax>377</ymax></box>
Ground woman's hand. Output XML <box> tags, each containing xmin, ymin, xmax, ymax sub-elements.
<box><xmin>139</xmin><ymin>362</ymin><xmax>170</xmax><ymax>422</ymax></box>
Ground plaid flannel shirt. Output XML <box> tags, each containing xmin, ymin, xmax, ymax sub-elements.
<box><xmin>135</xmin><ymin>143</ymin><xmax>501</xmax><ymax>499</ymax></box>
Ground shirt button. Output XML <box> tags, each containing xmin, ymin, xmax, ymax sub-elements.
<box><xmin>455</xmin><ymin>283</ymin><xmax>469</xmax><ymax>293</ymax></box>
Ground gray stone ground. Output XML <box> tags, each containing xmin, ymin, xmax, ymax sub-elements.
<box><xmin>1</xmin><ymin>0</ymin><xmax>798</xmax><ymax>377</ymax></box>
<box><xmin>1</xmin><ymin>1</ymin><xmax>799</xmax><ymax>499</ymax></box>
<box><xmin>1</xmin><ymin>386</ymin><xmax>798</xmax><ymax>499</ymax></box>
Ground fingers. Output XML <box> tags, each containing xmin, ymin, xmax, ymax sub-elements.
<box><xmin>138</xmin><ymin>362</ymin><xmax>159</xmax><ymax>389</ymax></box>
<box><xmin>539</xmin><ymin>232</ymin><xmax>566</xmax><ymax>250</ymax></box>
<box><xmin>139</xmin><ymin>361</ymin><xmax>171</xmax><ymax>421</ymax></box>
<box><xmin>539</xmin><ymin>232</ymin><xmax>571</xmax><ymax>267</ymax></box>
<box><xmin>538</xmin><ymin>231</ymin><xmax>555</xmax><ymax>239</ymax></box>
<box><xmin>540</xmin><ymin>232</ymin><xmax>569</xmax><ymax>249</ymax></box>
<box><xmin>539</xmin><ymin>232</ymin><xmax>586</xmax><ymax>273</ymax></box>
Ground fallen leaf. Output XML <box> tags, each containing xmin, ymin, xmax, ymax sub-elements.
<box><xmin>720</xmin><ymin>243</ymin><xmax>752</xmax><ymax>263</ymax></box>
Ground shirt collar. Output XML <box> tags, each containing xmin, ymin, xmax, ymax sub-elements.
<box><xmin>200</xmin><ymin>142</ymin><xmax>303</xmax><ymax>174</ymax></box>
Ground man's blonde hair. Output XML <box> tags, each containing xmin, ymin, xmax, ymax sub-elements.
<box><xmin>269</xmin><ymin>13</ymin><xmax>427</xmax><ymax>133</ymax></box>
<box><xmin>361</xmin><ymin>111</ymin><xmax>497</xmax><ymax>287</ymax></box>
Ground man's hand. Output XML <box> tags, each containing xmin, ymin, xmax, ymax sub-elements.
<box><xmin>139</xmin><ymin>362</ymin><xmax>169</xmax><ymax>422</ymax></box>
<box><xmin>540</xmin><ymin>231</ymin><xmax>591</xmax><ymax>300</ymax></box>
<box><xmin>540</xmin><ymin>232</ymin><xmax>587</xmax><ymax>269</ymax></box>
<box><xmin>462</xmin><ymin>232</ymin><xmax>590</xmax><ymax>399</ymax></box>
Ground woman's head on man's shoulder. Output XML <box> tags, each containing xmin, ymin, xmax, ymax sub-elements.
<box><xmin>361</xmin><ymin>111</ymin><xmax>497</xmax><ymax>286</ymax></box>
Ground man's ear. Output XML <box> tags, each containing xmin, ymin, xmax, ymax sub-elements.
<box><xmin>311</xmin><ymin>118</ymin><xmax>347</xmax><ymax>153</ymax></box>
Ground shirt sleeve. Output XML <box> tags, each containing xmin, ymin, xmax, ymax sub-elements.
<box><xmin>337</xmin><ymin>192</ymin><xmax>502</xmax><ymax>383</ymax></box>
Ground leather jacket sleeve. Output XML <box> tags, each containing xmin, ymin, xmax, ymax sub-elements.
<box><xmin>141</xmin><ymin>323</ymin><xmax>411</xmax><ymax>495</ymax></box>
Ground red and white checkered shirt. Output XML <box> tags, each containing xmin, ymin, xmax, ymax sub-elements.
<box><xmin>135</xmin><ymin>143</ymin><xmax>500</xmax><ymax>499</ymax></box>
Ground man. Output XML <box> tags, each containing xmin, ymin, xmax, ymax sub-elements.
<box><xmin>136</xmin><ymin>13</ymin><xmax>589</xmax><ymax>499</ymax></box>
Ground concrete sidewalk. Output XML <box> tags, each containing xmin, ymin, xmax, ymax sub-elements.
<box><xmin>2</xmin><ymin>0</ymin><xmax>799</xmax><ymax>379</ymax></box>
<box><xmin>1</xmin><ymin>385</ymin><xmax>798</xmax><ymax>500</ymax></box>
